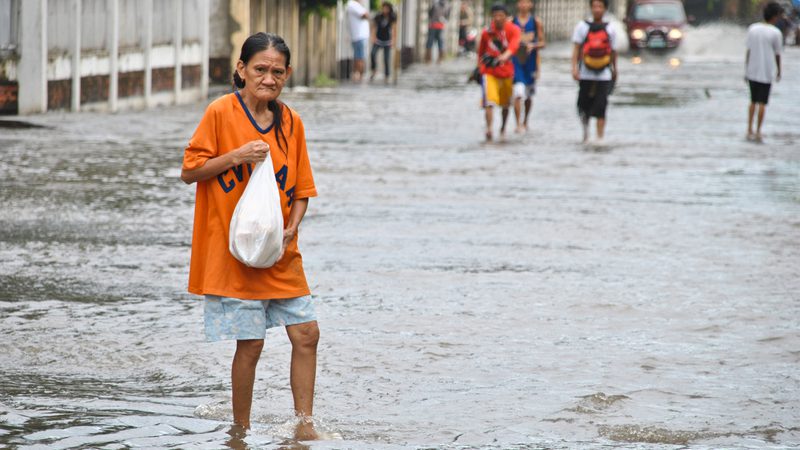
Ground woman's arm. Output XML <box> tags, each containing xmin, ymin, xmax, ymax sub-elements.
<box><xmin>181</xmin><ymin>140</ymin><xmax>268</xmax><ymax>184</ymax></box>
<box><xmin>282</xmin><ymin>198</ymin><xmax>309</xmax><ymax>248</ymax></box>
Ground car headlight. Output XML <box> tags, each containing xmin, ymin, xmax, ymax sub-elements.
<box><xmin>668</xmin><ymin>29</ymin><xmax>682</xmax><ymax>40</ymax></box>
<box><xmin>631</xmin><ymin>29</ymin><xmax>646</xmax><ymax>40</ymax></box>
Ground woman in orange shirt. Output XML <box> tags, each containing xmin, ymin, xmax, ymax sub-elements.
<box><xmin>181</xmin><ymin>33</ymin><xmax>319</xmax><ymax>439</ymax></box>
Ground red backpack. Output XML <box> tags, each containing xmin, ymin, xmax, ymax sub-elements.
<box><xmin>582</xmin><ymin>21</ymin><xmax>611</xmax><ymax>71</ymax></box>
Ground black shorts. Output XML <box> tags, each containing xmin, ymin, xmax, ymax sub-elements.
<box><xmin>577</xmin><ymin>80</ymin><xmax>611</xmax><ymax>119</ymax></box>
<box><xmin>748</xmin><ymin>80</ymin><xmax>771</xmax><ymax>104</ymax></box>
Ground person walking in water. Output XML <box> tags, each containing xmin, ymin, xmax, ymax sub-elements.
<box><xmin>370</xmin><ymin>2</ymin><xmax>397</xmax><ymax>82</ymax></box>
<box><xmin>511</xmin><ymin>0</ymin><xmax>546</xmax><ymax>133</ymax></box>
<box><xmin>571</xmin><ymin>0</ymin><xmax>617</xmax><ymax>143</ymax></box>
<box><xmin>459</xmin><ymin>1</ymin><xmax>475</xmax><ymax>54</ymax></box>
<box><xmin>746</xmin><ymin>2</ymin><xmax>783</xmax><ymax>142</ymax></box>
<box><xmin>346</xmin><ymin>0</ymin><xmax>370</xmax><ymax>81</ymax></box>
<box><xmin>478</xmin><ymin>3</ymin><xmax>521</xmax><ymax>141</ymax></box>
<box><xmin>426</xmin><ymin>0</ymin><xmax>450</xmax><ymax>63</ymax></box>
<box><xmin>181</xmin><ymin>33</ymin><xmax>320</xmax><ymax>440</ymax></box>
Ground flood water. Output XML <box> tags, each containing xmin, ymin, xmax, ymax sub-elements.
<box><xmin>1</xmin><ymin>24</ymin><xmax>799</xmax><ymax>449</ymax></box>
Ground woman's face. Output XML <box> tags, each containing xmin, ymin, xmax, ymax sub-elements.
<box><xmin>382</xmin><ymin>5</ymin><xmax>391</xmax><ymax>15</ymax></box>
<box><xmin>236</xmin><ymin>47</ymin><xmax>292</xmax><ymax>102</ymax></box>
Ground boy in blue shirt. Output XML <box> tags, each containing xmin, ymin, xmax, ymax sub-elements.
<box><xmin>512</xmin><ymin>0</ymin><xmax>545</xmax><ymax>133</ymax></box>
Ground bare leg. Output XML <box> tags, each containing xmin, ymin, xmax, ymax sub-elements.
<box><xmin>500</xmin><ymin>107</ymin><xmax>509</xmax><ymax>137</ymax></box>
<box><xmin>485</xmin><ymin>105</ymin><xmax>494</xmax><ymax>141</ymax></box>
<box><xmin>514</xmin><ymin>97</ymin><xmax>523</xmax><ymax>132</ymax></box>
<box><xmin>354</xmin><ymin>60</ymin><xmax>365</xmax><ymax>82</ymax></box>
<box><xmin>425</xmin><ymin>47</ymin><xmax>432</xmax><ymax>63</ymax></box>
<box><xmin>755</xmin><ymin>103</ymin><xmax>766</xmax><ymax>140</ymax></box>
<box><xmin>580</xmin><ymin>114</ymin><xmax>589</xmax><ymax>143</ymax></box>
<box><xmin>747</xmin><ymin>102</ymin><xmax>755</xmax><ymax>138</ymax></box>
<box><xmin>231</xmin><ymin>339</ymin><xmax>265</xmax><ymax>429</ymax></box>
<box><xmin>523</xmin><ymin>98</ymin><xmax>532</xmax><ymax>130</ymax></box>
<box><xmin>287</xmin><ymin>321</ymin><xmax>320</xmax><ymax>440</ymax></box>
<box><xmin>596</xmin><ymin>118</ymin><xmax>606</xmax><ymax>140</ymax></box>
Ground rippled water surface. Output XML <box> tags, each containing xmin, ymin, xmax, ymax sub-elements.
<box><xmin>2</xmin><ymin>25</ymin><xmax>799</xmax><ymax>449</ymax></box>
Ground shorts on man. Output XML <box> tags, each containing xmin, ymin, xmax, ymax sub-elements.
<box><xmin>482</xmin><ymin>74</ymin><xmax>513</xmax><ymax>108</ymax></box>
<box><xmin>747</xmin><ymin>79</ymin><xmax>771</xmax><ymax>105</ymax></box>
<box><xmin>512</xmin><ymin>81</ymin><xmax>535</xmax><ymax>100</ymax></box>
<box><xmin>426</xmin><ymin>28</ymin><xmax>444</xmax><ymax>50</ymax></box>
<box><xmin>352</xmin><ymin>39</ymin><xmax>367</xmax><ymax>61</ymax></box>
<box><xmin>577</xmin><ymin>80</ymin><xmax>610</xmax><ymax>119</ymax></box>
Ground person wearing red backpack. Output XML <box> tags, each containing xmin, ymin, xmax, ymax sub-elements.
<box><xmin>571</xmin><ymin>0</ymin><xmax>617</xmax><ymax>143</ymax></box>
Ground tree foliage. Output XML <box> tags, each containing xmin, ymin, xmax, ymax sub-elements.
<box><xmin>299</xmin><ymin>0</ymin><xmax>338</xmax><ymax>18</ymax></box>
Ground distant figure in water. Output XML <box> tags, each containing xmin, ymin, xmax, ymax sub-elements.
<box><xmin>181</xmin><ymin>32</ymin><xmax>320</xmax><ymax>440</ymax></box>
<box><xmin>571</xmin><ymin>0</ymin><xmax>617</xmax><ymax>143</ymax></box>
<box><xmin>511</xmin><ymin>0</ymin><xmax>546</xmax><ymax>133</ymax></box>
<box><xmin>745</xmin><ymin>2</ymin><xmax>783</xmax><ymax>143</ymax></box>
<box><xmin>370</xmin><ymin>2</ymin><xmax>397</xmax><ymax>82</ymax></box>
<box><xmin>478</xmin><ymin>3</ymin><xmax>521</xmax><ymax>141</ymax></box>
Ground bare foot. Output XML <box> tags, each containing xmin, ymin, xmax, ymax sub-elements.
<box><xmin>225</xmin><ymin>425</ymin><xmax>248</xmax><ymax>450</ymax></box>
<box><xmin>746</xmin><ymin>132</ymin><xmax>755</xmax><ymax>141</ymax></box>
<box><xmin>485</xmin><ymin>130</ymin><xmax>493</xmax><ymax>141</ymax></box>
<box><xmin>754</xmin><ymin>133</ymin><xmax>763</xmax><ymax>143</ymax></box>
<box><xmin>294</xmin><ymin>419</ymin><xmax>319</xmax><ymax>441</ymax></box>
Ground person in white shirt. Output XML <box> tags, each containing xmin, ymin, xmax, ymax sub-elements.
<box><xmin>745</xmin><ymin>2</ymin><xmax>783</xmax><ymax>142</ymax></box>
<box><xmin>571</xmin><ymin>0</ymin><xmax>617</xmax><ymax>143</ymax></box>
<box><xmin>346</xmin><ymin>0</ymin><xmax>370</xmax><ymax>81</ymax></box>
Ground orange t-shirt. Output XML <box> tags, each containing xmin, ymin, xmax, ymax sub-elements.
<box><xmin>183</xmin><ymin>92</ymin><xmax>317</xmax><ymax>300</ymax></box>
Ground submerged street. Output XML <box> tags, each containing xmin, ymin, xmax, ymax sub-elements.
<box><xmin>1</xmin><ymin>24</ymin><xmax>799</xmax><ymax>449</ymax></box>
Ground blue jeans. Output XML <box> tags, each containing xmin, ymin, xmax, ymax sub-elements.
<box><xmin>371</xmin><ymin>43</ymin><xmax>392</xmax><ymax>76</ymax></box>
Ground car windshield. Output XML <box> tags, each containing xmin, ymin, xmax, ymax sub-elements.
<box><xmin>634</xmin><ymin>3</ymin><xmax>685</xmax><ymax>21</ymax></box>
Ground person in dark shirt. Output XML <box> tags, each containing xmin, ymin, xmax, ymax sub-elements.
<box><xmin>371</xmin><ymin>2</ymin><xmax>397</xmax><ymax>81</ymax></box>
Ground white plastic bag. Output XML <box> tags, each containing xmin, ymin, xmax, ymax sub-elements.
<box><xmin>228</xmin><ymin>157</ymin><xmax>284</xmax><ymax>268</ymax></box>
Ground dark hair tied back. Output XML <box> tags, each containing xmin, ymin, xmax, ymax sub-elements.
<box><xmin>233</xmin><ymin>32</ymin><xmax>294</xmax><ymax>153</ymax></box>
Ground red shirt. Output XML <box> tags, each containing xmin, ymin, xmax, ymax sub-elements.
<box><xmin>478</xmin><ymin>20</ymin><xmax>521</xmax><ymax>79</ymax></box>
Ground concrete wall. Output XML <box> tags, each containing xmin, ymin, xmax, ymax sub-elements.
<box><xmin>1</xmin><ymin>0</ymin><xmax>210</xmax><ymax>115</ymax></box>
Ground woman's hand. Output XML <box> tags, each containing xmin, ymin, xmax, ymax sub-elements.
<box><xmin>282</xmin><ymin>225</ymin><xmax>297</xmax><ymax>250</ymax></box>
<box><xmin>233</xmin><ymin>140</ymin><xmax>269</xmax><ymax>165</ymax></box>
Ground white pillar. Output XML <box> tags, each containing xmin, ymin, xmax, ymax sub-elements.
<box><xmin>200</xmin><ymin>0</ymin><xmax>209</xmax><ymax>100</ymax></box>
<box><xmin>71</xmin><ymin>0</ymin><xmax>81</xmax><ymax>112</ymax></box>
<box><xmin>108</xmin><ymin>0</ymin><xmax>119</xmax><ymax>112</ymax></box>
<box><xmin>174</xmin><ymin>0</ymin><xmax>183</xmax><ymax>103</ymax></box>
<box><xmin>143</xmin><ymin>0</ymin><xmax>153</xmax><ymax>107</ymax></box>
<box><xmin>18</xmin><ymin>0</ymin><xmax>47</xmax><ymax>114</ymax></box>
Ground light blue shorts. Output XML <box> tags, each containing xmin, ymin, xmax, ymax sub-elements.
<box><xmin>204</xmin><ymin>295</ymin><xmax>317</xmax><ymax>342</ymax></box>
<box><xmin>352</xmin><ymin>39</ymin><xmax>367</xmax><ymax>61</ymax></box>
